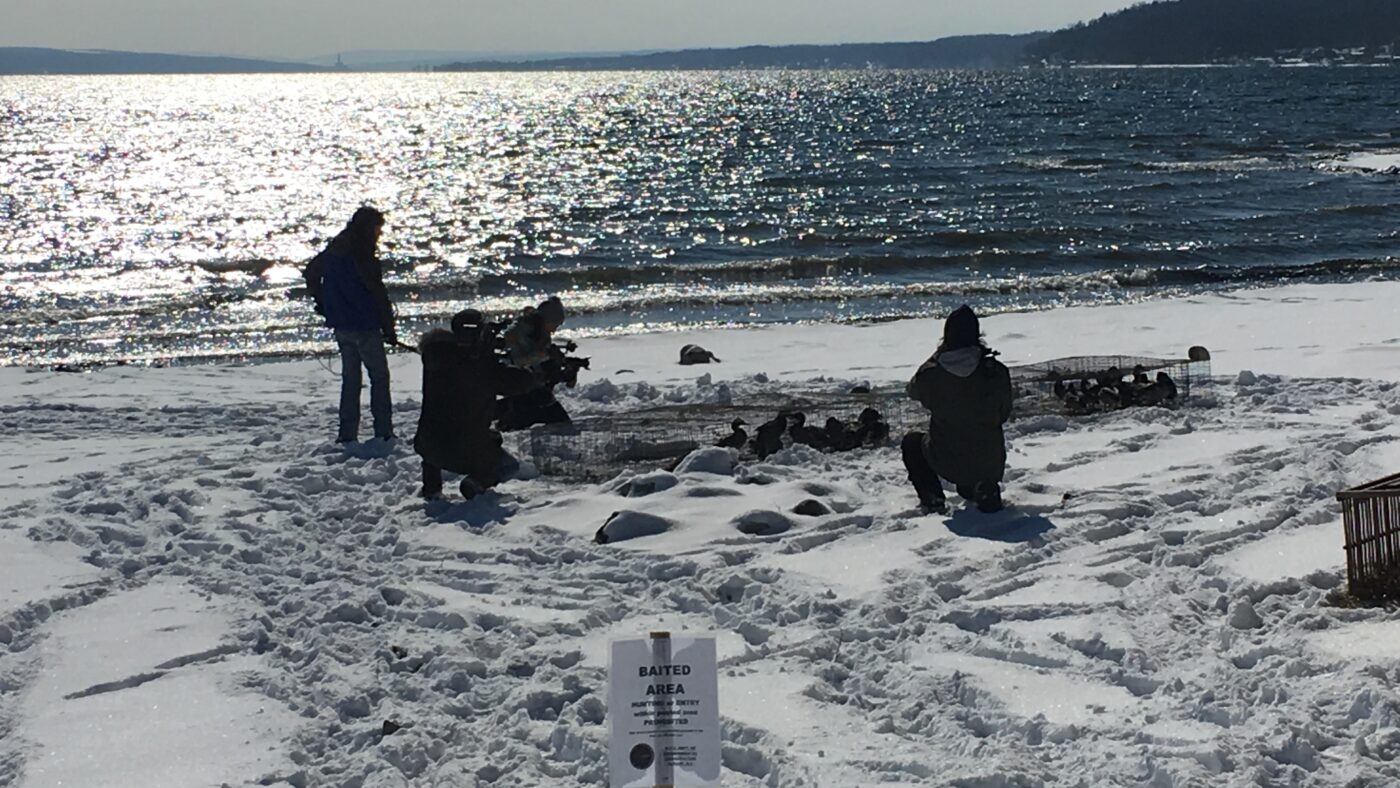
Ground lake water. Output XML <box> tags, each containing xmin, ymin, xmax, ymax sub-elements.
<box><xmin>2</xmin><ymin>68</ymin><xmax>1399</xmax><ymax>366</ymax></box>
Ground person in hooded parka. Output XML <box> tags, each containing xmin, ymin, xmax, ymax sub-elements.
<box><xmin>902</xmin><ymin>304</ymin><xmax>1014</xmax><ymax>513</ymax></box>
<box><xmin>414</xmin><ymin>310</ymin><xmax>536</xmax><ymax>500</ymax></box>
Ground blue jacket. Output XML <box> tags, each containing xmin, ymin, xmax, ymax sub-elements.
<box><xmin>303</xmin><ymin>234</ymin><xmax>394</xmax><ymax>334</ymax></box>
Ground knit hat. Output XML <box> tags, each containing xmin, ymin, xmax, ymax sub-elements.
<box><xmin>537</xmin><ymin>296</ymin><xmax>565</xmax><ymax>325</ymax></box>
<box><xmin>450</xmin><ymin>309</ymin><xmax>492</xmax><ymax>354</ymax></box>
<box><xmin>943</xmin><ymin>304</ymin><xmax>981</xmax><ymax>349</ymax></box>
<box><xmin>450</xmin><ymin>309</ymin><xmax>484</xmax><ymax>338</ymax></box>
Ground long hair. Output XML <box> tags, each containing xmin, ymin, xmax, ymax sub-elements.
<box><xmin>936</xmin><ymin>334</ymin><xmax>991</xmax><ymax>356</ymax></box>
<box><xmin>332</xmin><ymin>206</ymin><xmax>384</xmax><ymax>262</ymax></box>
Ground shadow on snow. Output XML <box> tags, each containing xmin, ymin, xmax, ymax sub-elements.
<box><xmin>424</xmin><ymin>493</ymin><xmax>517</xmax><ymax>528</ymax></box>
<box><xmin>943</xmin><ymin>506</ymin><xmax>1056</xmax><ymax>543</ymax></box>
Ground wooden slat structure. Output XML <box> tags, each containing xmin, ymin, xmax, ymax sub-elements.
<box><xmin>1337</xmin><ymin>472</ymin><xmax>1400</xmax><ymax>601</ymax></box>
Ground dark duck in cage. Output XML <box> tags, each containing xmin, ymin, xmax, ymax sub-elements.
<box><xmin>715</xmin><ymin>418</ymin><xmax>748</xmax><ymax>449</ymax></box>
<box><xmin>751</xmin><ymin>413</ymin><xmax>788</xmax><ymax>460</ymax></box>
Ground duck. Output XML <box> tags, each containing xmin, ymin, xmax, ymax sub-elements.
<box><xmin>787</xmin><ymin>412</ymin><xmax>829</xmax><ymax>450</ymax></box>
<box><xmin>1138</xmin><ymin>371</ymin><xmax>1179</xmax><ymax>406</ymax></box>
<box><xmin>1098</xmin><ymin>385</ymin><xmax>1124</xmax><ymax>409</ymax></box>
<box><xmin>1117</xmin><ymin>383</ymin><xmax>1136</xmax><ymax>407</ymax></box>
<box><xmin>853</xmin><ymin>407</ymin><xmax>890</xmax><ymax>446</ymax></box>
<box><xmin>716</xmin><ymin>418</ymin><xmax>748</xmax><ymax>449</ymax></box>
<box><xmin>679</xmin><ymin>344</ymin><xmax>721</xmax><ymax>365</ymax></box>
<box><xmin>823</xmin><ymin>417</ymin><xmax>857</xmax><ymax>452</ymax></box>
<box><xmin>751</xmin><ymin>413</ymin><xmax>788</xmax><ymax>459</ymax></box>
<box><xmin>1156</xmin><ymin>371</ymin><xmax>1178</xmax><ymax>401</ymax></box>
<box><xmin>1131</xmin><ymin>364</ymin><xmax>1150</xmax><ymax>387</ymax></box>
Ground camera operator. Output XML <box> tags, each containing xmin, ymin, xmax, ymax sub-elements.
<box><xmin>504</xmin><ymin>296</ymin><xmax>567</xmax><ymax>368</ymax></box>
<box><xmin>413</xmin><ymin>309</ymin><xmax>536</xmax><ymax>500</ymax></box>
<box><xmin>497</xmin><ymin>296</ymin><xmax>587</xmax><ymax>430</ymax></box>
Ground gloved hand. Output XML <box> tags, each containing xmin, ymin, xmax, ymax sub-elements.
<box><xmin>563</xmin><ymin>340</ymin><xmax>578</xmax><ymax>353</ymax></box>
<box><xmin>383</xmin><ymin>329</ymin><xmax>398</xmax><ymax>346</ymax></box>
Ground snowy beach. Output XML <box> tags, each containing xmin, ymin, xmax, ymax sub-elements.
<box><xmin>5</xmin><ymin>280</ymin><xmax>1400</xmax><ymax>787</ymax></box>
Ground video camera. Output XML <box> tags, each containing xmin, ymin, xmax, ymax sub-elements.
<box><xmin>541</xmin><ymin>342</ymin><xmax>591</xmax><ymax>388</ymax></box>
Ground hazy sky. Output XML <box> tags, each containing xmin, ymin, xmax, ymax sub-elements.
<box><xmin>2</xmin><ymin>0</ymin><xmax>1139</xmax><ymax>60</ymax></box>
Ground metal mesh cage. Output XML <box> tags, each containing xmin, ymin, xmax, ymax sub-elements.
<box><xmin>506</xmin><ymin>388</ymin><xmax>925</xmax><ymax>482</ymax></box>
<box><xmin>1008</xmin><ymin>353</ymin><xmax>1211</xmax><ymax>417</ymax></box>
<box><xmin>505</xmin><ymin>349</ymin><xmax>1211</xmax><ymax>481</ymax></box>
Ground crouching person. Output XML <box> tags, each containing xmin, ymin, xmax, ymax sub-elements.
<box><xmin>903</xmin><ymin>305</ymin><xmax>1013</xmax><ymax>513</ymax></box>
<box><xmin>414</xmin><ymin>310</ymin><xmax>536</xmax><ymax>500</ymax></box>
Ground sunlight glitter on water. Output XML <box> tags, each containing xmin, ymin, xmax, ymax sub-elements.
<box><xmin>3</xmin><ymin>69</ymin><xmax>1400</xmax><ymax>365</ymax></box>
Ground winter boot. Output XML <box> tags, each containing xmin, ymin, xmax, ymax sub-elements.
<box><xmin>459</xmin><ymin>478</ymin><xmax>485</xmax><ymax>501</ymax></box>
<box><xmin>900</xmin><ymin>432</ymin><xmax>945</xmax><ymax>513</ymax></box>
<box><xmin>921</xmin><ymin>494</ymin><xmax>948</xmax><ymax>515</ymax></box>
<box><xmin>420</xmin><ymin>462</ymin><xmax>444</xmax><ymax>500</ymax></box>
<box><xmin>974</xmin><ymin>482</ymin><xmax>1004</xmax><ymax>514</ymax></box>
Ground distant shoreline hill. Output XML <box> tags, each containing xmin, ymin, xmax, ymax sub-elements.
<box><xmin>0</xmin><ymin>47</ymin><xmax>324</xmax><ymax>75</ymax></box>
<box><xmin>435</xmin><ymin>34</ymin><xmax>1043</xmax><ymax>72</ymax></box>
<box><xmin>1030</xmin><ymin>0</ymin><xmax>1400</xmax><ymax>64</ymax></box>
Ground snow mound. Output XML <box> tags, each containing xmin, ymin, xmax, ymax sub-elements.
<box><xmin>732</xmin><ymin>510</ymin><xmax>795</xmax><ymax>536</ymax></box>
<box><xmin>574</xmin><ymin>378</ymin><xmax>622</xmax><ymax>402</ymax></box>
<box><xmin>761</xmin><ymin>443</ymin><xmax>828</xmax><ymax>467</ymax></box>
<box><xmin>594</xmin><ymin>510</ymin><xmax>675</xmax><ymax>544</ymax></box>
<box><xmin>612</xmin><ymin>470</ymin><xmax>679</xmax><ymax>497</ymax></box>
<box><xmin>674</xmin><ymin>447</ymin><xmax>735</xmax><ymax>475</ymax></box>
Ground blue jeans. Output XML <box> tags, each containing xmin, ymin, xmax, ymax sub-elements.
<box><xmin>334</xmin><ymin>329</ymin><xmax>392</xmax><ymax>441</ymax></box>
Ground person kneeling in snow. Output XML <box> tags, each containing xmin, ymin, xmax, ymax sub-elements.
<box><xmin>902</xmin><ymin>305</ymin><xmax>1013</xmax><ymax>514</ymax></box>
<box><xmin>413</xmin><ymin>310</ymin><xmax>536</xmax><ymax>500</ymax></box>
<box><xmin>497</xmin><ymin>296</ymin><xmax>577</xmax><ymax>429</ymax></box>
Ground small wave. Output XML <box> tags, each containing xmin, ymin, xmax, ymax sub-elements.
<box><xmin>373</xmin><ymin>250</ymin><xmax>1400</xmax><ymax>309</ymax></box>
<box><xmin>1317</xmin><ymin>149</ymin><xmax>1400</xmax><ymax>175</ymax></box>
<box><xmin>439</xmin><ymin>254</ymin><xmax>958</xmax><ymax>293</ymax></box>
<box><xmin>428</xmin><ymin>258</ymin><xmax>1400</xmax><ymax>320</ymax></box>
<box><xmin>1134</xmin><ymin>157</ymin><xmax>1281</xmax><ymax>173</ymax></box>
<box><xmin>192</xmin><ymin>259</ymin><xmax>277</xmax><ymax>276</ymax></box>
<box><xmin>1012</xmin><ymin>156</ymin><xmax>1123</xmax><ymax>172</ymax></box>
<box><xmin>1307</xmin><ymin>203</ymin><xmax>1399</xmax><ymax>217</ymax></box>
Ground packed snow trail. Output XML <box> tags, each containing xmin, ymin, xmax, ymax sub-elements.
<box><xmin>4</xmin><ymin>360</ymin><xmax>1400</xmax><ymax>786</ymax></box>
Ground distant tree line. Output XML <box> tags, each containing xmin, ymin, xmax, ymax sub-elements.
<box><xmin>1030</xmin><ymin>0</ymin><xmax>1400</xmax><ymax>64</ymax></box>
<box><xmin>0</xmin><ymin>47</ymin><xmax>323</xmax><ymax>75</ymax></box>
<box><xmin>435</xmin><ymin>35</ymin><xmax>1041</xmax><ymax>72</ymax></box>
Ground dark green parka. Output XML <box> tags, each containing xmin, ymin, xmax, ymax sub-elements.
<box><xmin>907</xmin><ymin>346</ymin><xmax>1014</xmax><ymax>486</ymax></box>
<box><xmin>413</xmin><ymin>329</ymin><xmax>535</xmax><ymax>484</ymax></box>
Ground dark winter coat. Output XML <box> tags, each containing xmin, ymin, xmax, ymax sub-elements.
<box><xmin>504</xmin><ymin>311</ymin><xmax>552</xmax><ymax>369</ymax></box>
<box><xmin>907</xmin><ymin>346</ymin><xmax>1014</xmax><ymax>486</ymax></box>
<box><xmin>303</xmin><ymin>231</ymin><xmax>395</xmax><ymax>335</ymax></box>
<box><xmin>412</xmin><ymin>329</ymin><xmax>535</xmax><ymax>482</ymax></box>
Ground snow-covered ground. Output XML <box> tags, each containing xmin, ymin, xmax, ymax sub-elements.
<box><xmin>5</xmin><ymin>281</ymin><xmax>1400</xmax><ymax>787</ymax></box>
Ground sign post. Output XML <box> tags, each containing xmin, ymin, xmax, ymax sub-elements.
<box><xmin>608</xmin><ymin>632</ymin><xmax>721</xmax><ymax>787</ymax></box>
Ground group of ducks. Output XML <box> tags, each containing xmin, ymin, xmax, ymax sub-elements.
<box><xmin>1052</xmin><ymin>365</ymin><xmax>1179</xmax><ymax>414</ymax></box>
<box><xmin>715</xmin><ymin>407</ymin><xmax>892</xmax><ymax>459</ymax></box>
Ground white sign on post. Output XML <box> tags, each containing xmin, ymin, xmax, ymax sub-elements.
<box><xmin>608</xmin><ymin>632</ymin><xmax>721</xmax><ymax>788</ymax></box>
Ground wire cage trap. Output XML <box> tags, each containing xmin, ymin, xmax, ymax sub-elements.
<box><xmin>504</xmin><ymin>387</ymin><xmax>926</xmax><ymax>482</ymax></box>
<box><xmin>1007</xmin><ymin>347</ymin><xmax>1212</xmax><ymax>417</ymax></box>
<box><xmin>505</xmin><ymin>347</ymin><xmax>1213</xmax><ymax>482</ymax></box>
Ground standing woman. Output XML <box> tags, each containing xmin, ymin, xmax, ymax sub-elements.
<box><xmin>902</xmin><ymin>305</ymin><xmax>1013</xmax><ymax>513</ymax></box>
<box><xmin>304</xmin><ymin>206</ymin><xmax>398</xmax><ymax>443</ymax></box>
